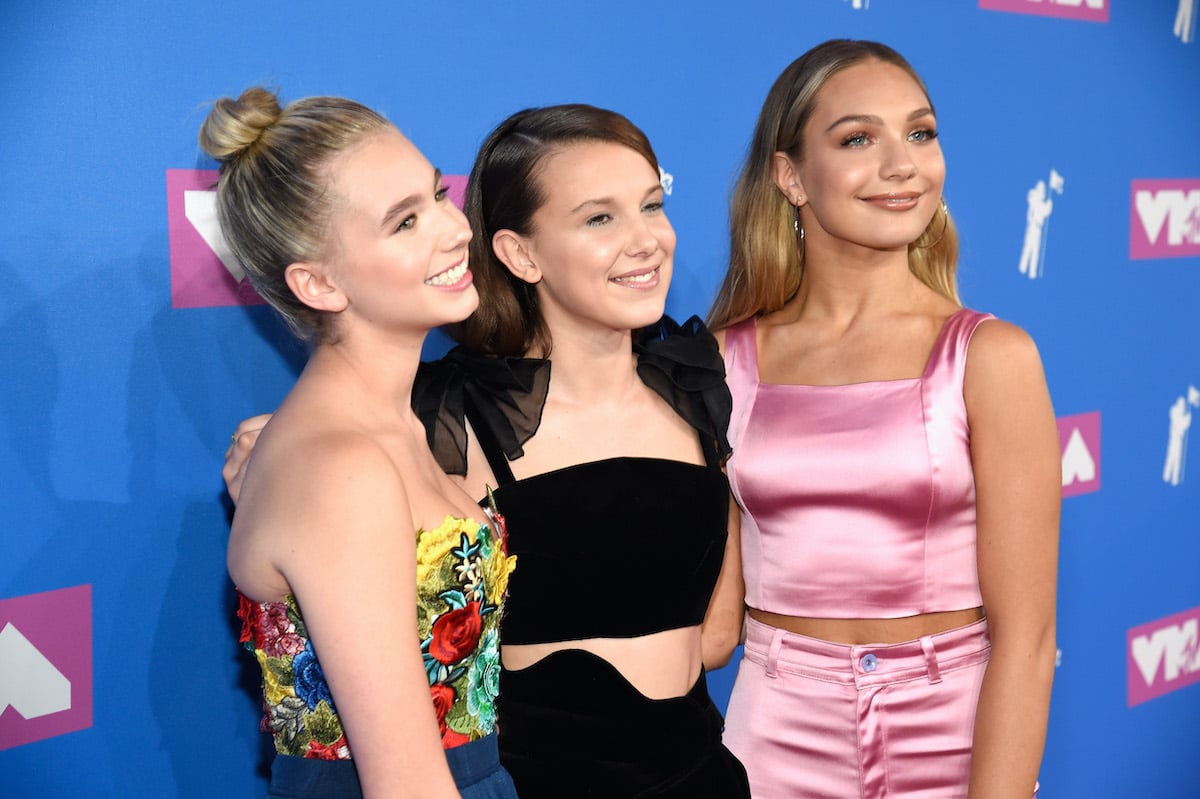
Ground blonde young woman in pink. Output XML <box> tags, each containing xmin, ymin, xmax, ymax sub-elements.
<box><xmin>704</xmin><ymin>40</ymin><xmax>1060</xmax><ymax>799</ymax></box>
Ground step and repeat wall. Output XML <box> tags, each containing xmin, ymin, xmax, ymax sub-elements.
<box><xmin>2</xmin><ymin>1</ymin><xmax>1197</xmax><ymax>795</ymax></box>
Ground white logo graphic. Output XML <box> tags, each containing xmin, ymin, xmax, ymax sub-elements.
<box><xmin>1163</xmin><ymin>386</ymin><xmax>1200</xmax><ymax>486</ymax></box>
<box><xmin>659</xmin><ymin>166</ymin><xmax>674</xmax><ymax>196</ymax></box>
<box><xmin>184</xmin><ymin>189</ymin><xmax>243</xmax><ymax>282</ymax></box>
<box><xmin>0</xmin><ymin>623</ymin><xmax>72</xmax><ymax>720</ymax></box>
<box><xmin>1136</xmin><ymin>188</ymin><xmax>1200</xmax><ymax>248</ymax></box>
<box><xmin>842</xmin><ymin>0</ymin><xmax>869</xmax><ymax>8</ymax></box>
<box><xmin>1131</xmin><ymin>618</ymin><xmax>1200</xmax><ymax>687</ymax></box>
<box><xmin>1061</xmin><ymin>428</ymin><xmax>1096</xmax><ymax>488</ymax></box>
<box><xmin>1019</xmin><ymin>169</ymin><xmax>1064</xmax><ymax>280</ymax></box>
<box><xmin>1177</xmin><ymin>0</ymin><xmax>1197</xmax><ymax>43</ymax></box>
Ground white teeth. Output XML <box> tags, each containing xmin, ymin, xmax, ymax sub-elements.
<box><xmin>613</xmin><ymin>269</ymin><xmax>656</xmax><ymax>285</ymax></box>
<box><xmin>426</xmin><ymin>262</ymin><xmax>467</xmax><ymax>287</ymax></box>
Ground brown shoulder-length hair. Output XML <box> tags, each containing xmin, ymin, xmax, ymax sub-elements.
<box><xmin>448</xmin><ymin>104</ymin><xmax>660</xmax><ymax>357</ymax></box>
<box><xmin>708</xmin><ymin>39</ymin><xmax>959</xmax><ymax>330</ymax></box>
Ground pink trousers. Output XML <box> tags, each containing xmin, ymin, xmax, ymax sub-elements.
<box><xmin>723</xmin><ymin>616</ymin><xmax>1009</xmax><ymax>799</ymax></box>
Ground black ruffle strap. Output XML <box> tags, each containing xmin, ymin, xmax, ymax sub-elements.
<box><xmin>412</xmin><ymin>348</ymin><xmax>551</xmax><ymax>476</ymax></box>
<box><xmin>634</xmin><ymin>315</ymin><xmax>733</xmax><ymax>463</ymax></box>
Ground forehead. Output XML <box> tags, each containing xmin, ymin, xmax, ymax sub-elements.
<box><xmin>535</xmin><ymin>141</ymin><xmax>657</xmax><ymax>205</ymax></box>
<box><xmin>810</xmin><ymin>59</ymin><xmax>931</xmax><ymax>120</ymax></box>
<box><xmin>331</xmin><ymin>128</ymin><xmax>431</xmax><ymax>198</ymax></box>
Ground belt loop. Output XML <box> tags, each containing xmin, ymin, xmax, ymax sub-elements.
<box><xmin>765</xmin><ymin>627</ymin><xmax>786</xmax><ymax>679</ymax></box>
<box><xmin>920</xmin><ymin>635</ymin><xmax>942</xmax><ymax>684</ymax></box>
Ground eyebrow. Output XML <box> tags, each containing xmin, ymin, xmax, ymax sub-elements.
<box><xmin>568</xmin><ymin>181</ymin><xmax>664</xmax><ymax>215</ymax></box>
<box><xmin>380</xmin><ymin>168</ymin><xmax>442</xmax><ymax>230</ymax></box>
<box><xmin>824</xmin><ymin>107</ymin><xmax>935</xmax><ymax>133</ymax></box>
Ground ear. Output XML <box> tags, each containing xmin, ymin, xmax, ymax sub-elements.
<box><xmin>492</xmin><ymin>229</ymin><xmax>542</xmax><ymax>285</ymax></box>
<box><xmin>284</xmin><ymin>262</ymin><xmax>348</xmax><ymax>313</ymax></box>
<box><xmin>772</xmin><ymin>151</ymin><xmax>807</xmax><ymax>208</ymax></box>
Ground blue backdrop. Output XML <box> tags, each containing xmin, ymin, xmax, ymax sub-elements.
<box><xmin>2</xmin><ymin>1</ymin><xmax>1198</xmax><ymax>796</ymax></box>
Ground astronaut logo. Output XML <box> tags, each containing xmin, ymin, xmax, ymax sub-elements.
<box><xmin>1163</xmin><ymin>386</ymin><xmax>1200</xmax><ymax>487</ymax></box>
<box><xmin>0</xmin><ymin>585</ymin><xmax>93</xmax><ymax>750</ymax></box>
<box><xmin>1019</xmin><ymin>170</ymin><xmax>1064</xmax><ymax>280</ymax></box>
<box><xmin>1177</xmin><ymin>0</ymin><xmax>1197</xmax><ymax>44</ymax></box>
<box><xmin>659</xmin><ymin>166</ymin><xmax>674</xmax><ymax>196</ymax></box>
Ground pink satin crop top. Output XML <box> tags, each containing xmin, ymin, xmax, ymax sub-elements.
<box><xmin>723</xmin><ymin>308</ymin><xmax>994</xmax><ymax>619</ymax></box>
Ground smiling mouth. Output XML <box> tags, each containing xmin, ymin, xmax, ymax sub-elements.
<box><xmin>862</xmin><ymin>193</ymin><xmax>921</xmax><ymax>208</ymax></box>
<box><xmin>611</xmin><ymin>266</ymin><xmax>660</xmax><ymax>286</ymax></box>
<box><xmin>425</xmin><ymin>261</ymin><xmax>469</xmax><ymax>287</ymax></box>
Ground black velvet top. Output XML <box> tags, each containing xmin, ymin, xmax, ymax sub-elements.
<box><xmin>412</xmin><ymin>315</ymin><xmax>733</xmax><ymax>645</ymax></box>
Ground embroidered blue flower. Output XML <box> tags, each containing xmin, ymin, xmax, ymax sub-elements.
<box><xmin>293</xmin><ymin>642</ymin><xmax>335</xmax><ymax>712</ymax></box>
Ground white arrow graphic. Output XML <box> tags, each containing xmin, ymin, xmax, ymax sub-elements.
<box><xmin>0</xmin><ymin>622</ymin><xmax>71</xmax><ymax>719</ymax></box>
<box><xmin>184</xmin><ymin>189</ymin><xmax>245</xmax><ymax>282</ymax></box>
<box><xmin>1061</xmin><ymin>427</ymin><xmax>1096</xmax><ymax>487</ymax></box>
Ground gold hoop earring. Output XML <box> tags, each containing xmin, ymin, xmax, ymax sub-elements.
<box><xmin>915</xmin><ymin>198</ymin><xmax>949</xmax><ymax>249</ymax></box>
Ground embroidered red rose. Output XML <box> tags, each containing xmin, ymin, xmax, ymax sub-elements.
<box><xmin>442</xmin><ymin>728</ymin><xmax>471</xmax><ymax>748</ymax></box>
<box><xmin>306</xmin><ymin>736</ymin><xmax>350</xmax><ymax>760</ymax></box>
<box><xmin>237</xmin><ymin>594</ymin><xmax>257</xmax><ymax>645</ymax></box>
<box><xmin>429</xmin><ymin>601</ymin><xmax>482</xmax><ymax>665</ymax></box>
<box><xmin>430</xmin><ymin>683</ymin><xmax>456</xmax><ymax>734</ymax></box>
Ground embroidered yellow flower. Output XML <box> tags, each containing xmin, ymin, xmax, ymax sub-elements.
<box><xmin>416</xmin><ymin>516</ymin><xmax>477</xmax><ymax>585</ymax></box>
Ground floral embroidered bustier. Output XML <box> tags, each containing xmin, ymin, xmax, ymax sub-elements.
<box><xmin>237</xmin><ymin>514</ymin><xmax>516</xmax><ymax>759</ymax></box>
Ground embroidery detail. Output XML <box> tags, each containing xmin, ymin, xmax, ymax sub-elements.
<box><xmin>238</xmin><ymin>515</ymin><xmax>516</xmax><ymax>757</ymax></box>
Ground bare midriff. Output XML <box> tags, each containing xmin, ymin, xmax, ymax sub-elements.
<box><xmin>747</xmin><ymin>606</ymin><xmax>984</xmax><ymax>646</ymax></box>
<box><xmin>501</xmin><ymin>625</ymin><xmax>704</xmax><ymax>700</ymax></box>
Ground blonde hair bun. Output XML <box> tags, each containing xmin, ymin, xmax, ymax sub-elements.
<box><xmin>198</xmin><ymin>86</ymin><xmax>282</xmax><ymax>162</ymax></box>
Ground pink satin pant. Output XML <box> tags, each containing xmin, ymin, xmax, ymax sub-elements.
<box><xmin>723</xmin><ymin>616</ymin><xmax>1002</xmax><ymax>799</ymax></box>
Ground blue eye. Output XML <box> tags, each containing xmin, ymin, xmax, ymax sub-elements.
<box><xmin>841</xmin><ymin>133</ymin><xmax>870</xmax><ymax>147</ymax></box>
<box><xmin>909</xmin><ymin>128</ymin><xmax>939</xmax><ymax>143</ymax></box>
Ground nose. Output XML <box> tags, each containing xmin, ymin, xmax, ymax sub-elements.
<box><xmin>625</xmin><ymin>215</ymin><xmax>663</xmax><ymax>258</ymax></box>
<box><xmin>880</xmin><ymin>135</ymin><xmax>917</xmax><ymax>181</ymax></box>
<box><xmin>441</xmin><ymin>201</ymin><xmax>472</xmax><ymax>250</ymax></box>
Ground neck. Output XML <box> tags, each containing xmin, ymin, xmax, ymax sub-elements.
<box><xmin>309</xmin><ymin>325</ymin><xmax>428</xmax><ymax>422</ymax></box>
<box><xmin>536</xmin><ymin>323</ymin><xmax>641</xmax><ymax>405</ymax></box>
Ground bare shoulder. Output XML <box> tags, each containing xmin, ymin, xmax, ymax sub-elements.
<box><xmin>964</xmin><ymin>317</ymin><xmax>1054</xmax><ymax>430</ymax></box>
<box><xmin>965</xmin><ymin>318</ymin><xmax>1046</xmax><ymax>387</ymax></box>
<box><xmin>231</xmin><ymin>425</ymin><xmax>413</xmax><ymax>594</ymax></box>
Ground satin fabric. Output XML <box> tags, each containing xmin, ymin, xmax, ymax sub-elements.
<box><xmin>724</xmin><ymin>618</ymin><xmax>995</xmax><ymax>799</ymax></box>
<box><xmin>723</xmin><ymin>308</ymin><xmax>994</xmax><ymax>618</ymax></box>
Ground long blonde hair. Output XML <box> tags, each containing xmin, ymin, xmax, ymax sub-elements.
<box><xmin>709</xmin><ymin>40</ymin><xmax>959</xmax><ymax>330</ymax></box>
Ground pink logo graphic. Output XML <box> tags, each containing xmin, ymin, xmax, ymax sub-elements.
<box><xmin>168</xmin><ymin>170</ymin><xmax>470</xmax><ymax>309</ymax></box>
<box><xmin>979</xmin><ymin>0</ymin><xmax>1108</xmax><ymax>22</ymax></box>
<box><xmin>1058</xmin><ymin>411</ymin><xmax>1100</xmax><ymax>498</ymax></box>
<box><xmin>1130</xmin><ymin>179</ymin><xmax>1200</xmax><ymax>260</ymax></box>
<box><xmin>167</xmin><ymin>169</ymin><xmax>263</xmax><ymax>308</ymax></box>
<box><xmin>0</xmin><ymin>585</ymin><xmax>93</xmax><ymax>750</ymax></box>
<box><xmin>1128</xmin><ymin>605</ymin><xmax>1200</xmax><ymax>706</ymax></box>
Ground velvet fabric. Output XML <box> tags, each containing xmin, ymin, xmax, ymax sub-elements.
<box><xmin>498</xmin><ymin>650</ymin><xmax>750</xmax><ymax>798</ymax></box>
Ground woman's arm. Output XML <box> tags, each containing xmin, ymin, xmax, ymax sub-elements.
<box><xmin>963</xmin><ymin>320</ymin><xmax>1060</xmax><ymax>799</ymax></box>
<box><xmin>702</xmin><ymin>493</ymin><xmax>746</xmax><ymax>670</ymax></box>
<box><xmin>244</xmin><ymin>434</ymin><xmax>463</xmax><ymax>798</ymax></box>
